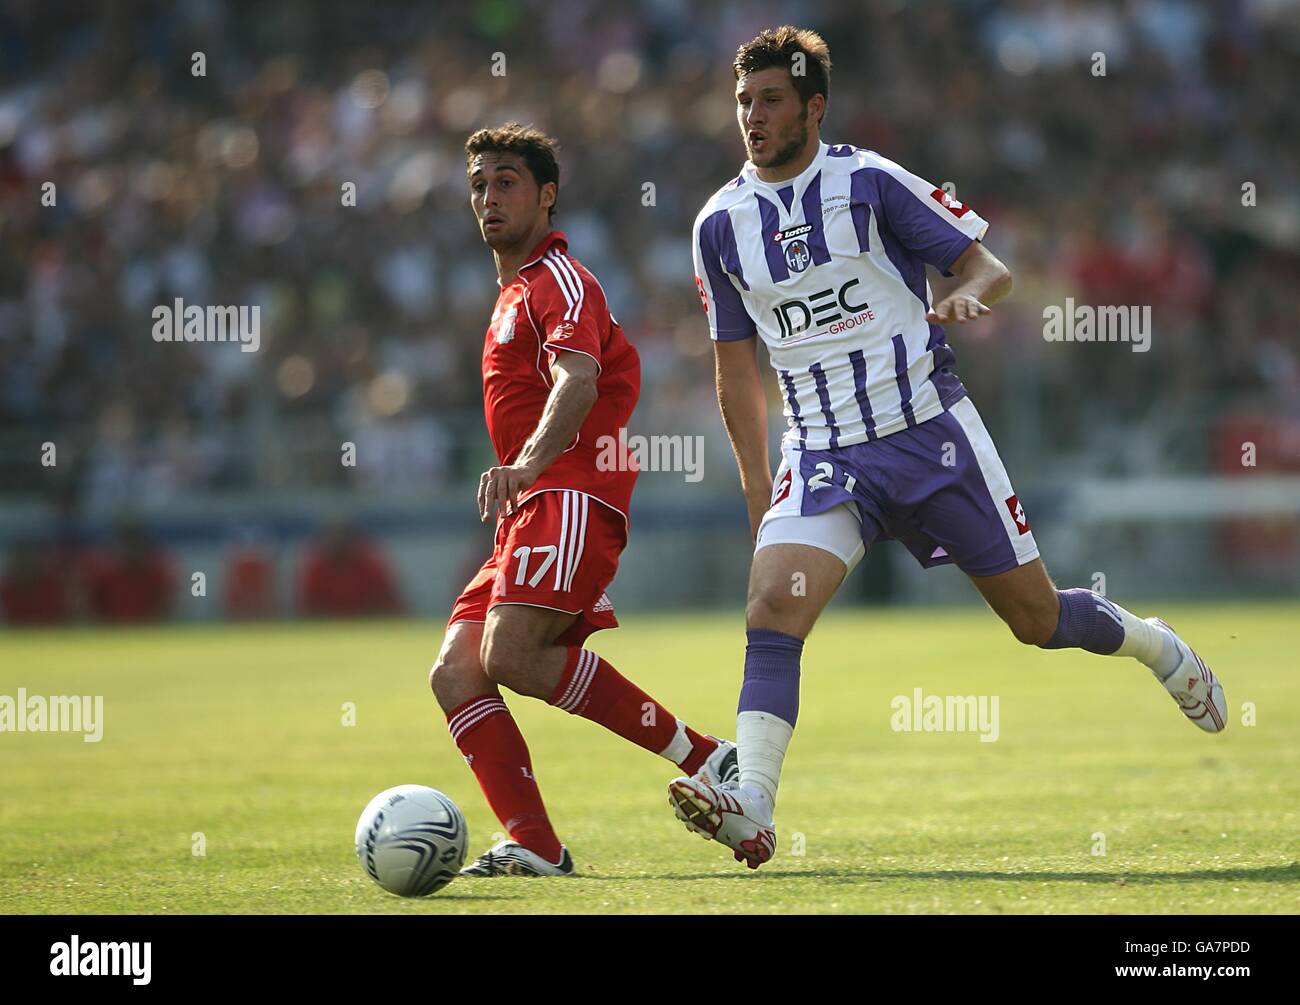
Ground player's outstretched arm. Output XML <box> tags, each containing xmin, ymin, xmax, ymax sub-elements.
<box><xmin>714</xmin><ymin>337</ymin><xmax>772</xmax><ymax>540</ymax></box>
<box><xmin>478</xmin><ymin>350</ymin><xmax>599</xmax><ymax>522</ymax></box>
<box><xmin>925</xmin><ymin>240</ymin><xmax>1013</xmax><ymax>325</ymax></box>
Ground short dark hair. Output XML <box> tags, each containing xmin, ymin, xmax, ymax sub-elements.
<box><xmin>733</xmin><ymin>26</ymin><xmax>832</xmax><ymax>127</ymax></box>
<box><xmin>465</xmin><ymin>122</ymin><xmax>560</xmax><ymax>221</ymax></box>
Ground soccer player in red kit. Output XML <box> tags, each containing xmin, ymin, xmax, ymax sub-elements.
<box><xmin>429</xmin><ymin>123</ymin><xmax>736</xmax><ymax>876</ymax></box>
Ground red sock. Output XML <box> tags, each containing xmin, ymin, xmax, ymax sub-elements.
<box><xmin>445</xmin><ymin>695</ymin><xmax>563</xmax><ymax>863</ymax></box>
<box><xmin>549</xmin><ymin>648</ymin><xmax>718</xmax><ymax>774</ymax></box>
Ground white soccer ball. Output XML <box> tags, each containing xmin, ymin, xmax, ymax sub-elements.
<box><xmin>355</xmin><ymin>784</ymin><xmax>468</xmax><ymax>896</ymax></box>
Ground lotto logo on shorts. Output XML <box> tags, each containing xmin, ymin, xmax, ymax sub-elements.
<box><xmin>1004</xmin><ymin>494</ymin><xmax>1031</xmax><ymax>535</ymax></box>
<box><xmin>771</xmin><ymin>469</ymin><xmax>793</xmax><ymax>506</ymax></box>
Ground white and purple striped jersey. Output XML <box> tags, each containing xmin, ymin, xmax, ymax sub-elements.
<box><xmin>692</xmin><ymin>141</ymin><xmax>989</xmax><ymax>450</ymax></box>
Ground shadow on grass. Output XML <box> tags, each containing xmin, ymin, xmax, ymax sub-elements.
<box><xmin>611</xmin><ymin>864</ymin><xmax>1300</xmax><ymax>884</ymax></box>
<box><xmin>394</xmin><ymin>893</ymin><xmax>522</xmax><ymax>902</ymax></box>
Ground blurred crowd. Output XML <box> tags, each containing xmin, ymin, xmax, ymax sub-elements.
<box><xmin>1</xmin><ymin>0</ymin><xmax>1298</xmax><ymax>514</ymax></box>
<box><xmin>0</xmin><ymin>519</ymin><xmax>403</xmax><ymax>624</ymax></box>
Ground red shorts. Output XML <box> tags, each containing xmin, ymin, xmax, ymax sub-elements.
<box><xmin>448</xmin><ymin>489</ymin><xmax>625</xmax><ymax>647</ymax></box>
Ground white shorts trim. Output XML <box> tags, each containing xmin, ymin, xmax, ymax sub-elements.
<box><xmin>948</xmin><ymin>398</ymin><xmax>1040</xmax><ymax>567</ymax></box>
<box><xmin>754</xmin><ymin>501</ymin><xmax>866</xmax><ymax>573</ymax></box>
<box><xmin>514</xmin><ymin>487</ymin><xmax>629</xmax><ymax>532</ymax></box>
<box><xmin>487</xmin><ymin>600</ymin><xmax>583</xmax><ymax>617</ymax></box>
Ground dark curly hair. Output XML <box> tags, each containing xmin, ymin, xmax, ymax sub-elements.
<box><xmin>734</xmin><ymin>26</ymin><xmax>832</xmax><ymax>128</ymax></box>
<box><xmin>465</xmin><ymin>122</ymin><xmax>560</xmax><ymax>221</ymax></box>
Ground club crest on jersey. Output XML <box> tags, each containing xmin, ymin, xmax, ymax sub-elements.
<box><xmin>783</xmin><ymin>239</ymin><xmax>812</xmax><ymax>273</ymax></box>
<box><xmin>495</xmin><ymin>306</ymin><xmax>518</xmax><ymax>344</ymax></box>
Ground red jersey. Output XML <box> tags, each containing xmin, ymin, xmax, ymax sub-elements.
<box><xmin>482</xmin><ymin>230</ymin><xmax>641</xmax><ymax>519</ymax></box>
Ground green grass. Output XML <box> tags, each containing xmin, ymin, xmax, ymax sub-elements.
<box><xmin>1</xmin><ymin>605</ymin><xmax>1297</xmax><ymax>914</ymax></box>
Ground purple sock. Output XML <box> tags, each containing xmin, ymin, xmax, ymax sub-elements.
<box><xmin>739</xmin><ymin>628</ymin><xmax>803</xmax><ymax>727</ymax></box>
<box><xmin>1039</xmin><ymin>588</ymin><xmax>1124</xmax><ymax>654</ymax></box>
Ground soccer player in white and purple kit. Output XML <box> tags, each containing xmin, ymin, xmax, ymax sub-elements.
<box><xmin>668</xmin><ymin>26</ymin><xmax>1228</xmax><ymax>869</ymax></box>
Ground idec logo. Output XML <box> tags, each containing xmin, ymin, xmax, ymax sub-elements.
<box><xmin>1004</xmin><ymin>494</ymin><xmax>1030</xmax><ymax>535</ymax></box>
<box><xmin>695</xmin><ymin>275</ymin><xmax>709</xmax><ymax>314</ymax></box>
<box><xmin>930</xmin><ymin>187</ymin><xmax>972</xmax><ymax>218</ymax></box>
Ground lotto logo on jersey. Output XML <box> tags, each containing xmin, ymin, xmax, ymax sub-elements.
<box><xmin>695</xmin><ymin>275</ymin><xmax>709</xmax><ymax>314</ymax></box>
<box><xmin>930</xmin><ymin>187</ymin><xmax>972</xmax><ymax>218</ymax></box>
<box><xmin>1004</xmin><ymin>494</ymin><xmax>1031</xmax><ymax>535</ymax></box>
<box><xmin>772</xmin><ymin>224</ymin><xmax>814</xmax><ymax>243</ymax></box>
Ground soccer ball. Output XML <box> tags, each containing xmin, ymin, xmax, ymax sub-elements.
<box><xmin>355</xmin><ymin>784</ymin><xmax>468</xmax><ymax>896</ymax></box>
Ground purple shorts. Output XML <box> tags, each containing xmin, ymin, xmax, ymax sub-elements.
<box><xmin>757</xmin><ymin>397</ymin><xmax>1040</xmax><ymax>577</ymax></box>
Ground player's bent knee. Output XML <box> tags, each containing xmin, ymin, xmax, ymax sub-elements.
<box><xmin>428</xmin><ymin>651</ymin><xmax>475</xmax><ymax>699</ymax></box>
<box><xmin>479</xmin><ymin>637</ymin><xmax>529</xmax><ymax>691</ymax></box>
<box><xmin>428</xmin><ymin>623</ymin><xmax>487</xmax><ymax>702</ymax></box>
<box><xmin>745</xmin><ymin>589</ymin><xmax>804</xmax><ymax>637</ymax></box>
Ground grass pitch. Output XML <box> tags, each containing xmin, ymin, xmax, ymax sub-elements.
<box><xmin>1</xmin><ymin>605</ymin><xmax>1297</xmax><ymax>914</ymax></box>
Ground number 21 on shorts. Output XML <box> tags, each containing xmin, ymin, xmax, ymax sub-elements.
<box><xmin>808</xmin><ymin>461</ymin><xmax>856</xmax><ymax>494</ymax></box>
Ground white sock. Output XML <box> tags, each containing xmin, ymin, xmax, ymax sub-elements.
<box><xmin>658</xmin><ymin>718</ymin><xmax>693</xmax><ymax>766</ymax></box>
<box><xmin>1112</xmin><ymin>607</ymin><xmax>1182</xmax><ymax>677</ymax></box>
<box><xmin>737</xmin><ymin>710</ymin><xmax>792</xmax><ymax>816</ymax></box>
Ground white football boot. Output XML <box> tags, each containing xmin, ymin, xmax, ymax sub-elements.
<box><xmin>460</xmin><ymin>840</ymin><xmax>575</xmax><ymax>877</ymax></box>
<box><xmin>1149</xmin><ymin>617</ymin><xmax>1227</xmax><ymax>733</ymax></box>
<box><xmin>694</xmin><ymin>737</ymin><xmax>740</xmax><ymax>786</ymax></box>
<box><xmin>667</xmin><ymin>776</ymin><xmax>776</xmax><ymax>870</ymax></box>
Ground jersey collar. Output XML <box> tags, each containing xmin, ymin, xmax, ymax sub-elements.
<box><xmin>742</xmin><ymin>141</ymin><xmax>829</xmax><ymax>198</ymax></box>
<box><xmin>507</xmin><ymin>229</ymin><xmax>568</xmax><ymax>284</ymax></box>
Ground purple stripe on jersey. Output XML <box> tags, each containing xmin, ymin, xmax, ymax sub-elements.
<box><xmin>827</xmin><ymin>143</ymin><xmax>856</xmax><ymax>157</ymax></box>
<box><xmin>699</xmin><ymin>209</ymin><xmax>757</xmax><ymax>341</ymax></box>
<box><xmin>756</xmin><ymin>194</ymin><xmax>789</xmax><ymax>284</ymax></box>
<box><xmin>873</xmin><ymin>169</ymin><xmax>974</xmax><ymax>275</ymax></box>
<box><xmin>848</xmin><ymin>349</ymin><xmax>879</xmax><ymax>441</ymax></box>
<box><xmin>701</xmin><ymin>209</ymin><xmax>750</xmax><ymax>291</ymax></box>
<box><xmin>776</xmin><ymin>185</ymin><xmax>795</xmax><ymax>213</ymax></box>
<box><xmin>851</xmin><ymin>167</ymin><xmax>933</xmax><ymax>309</ymax></box>
<box><xmin>849</xmin><ymin>168</ymin><xmax>872</xmax><ymax>254</ymax></box>
<box><xmin>800</xmin><ymin>171</ymin><xmax>832</xmax><ymax>266</ymax></box>
<box><xmin>927</xmin><ymin>365</ymin><xmax>967</xmax><ymax>410</ymax></box>
<box><xmin>925</xmin><ymin>321</ymin><xmax>956</xmax><ymax>372</ymax></box>
<box><xmin>891</xmin><ymin>334</ymin><xmax>917</xmax><ymax>428</ymax></box>
<box><xmin>808</xmin><ymin>362</ymin><xmax>839</xmax><ymax>449</ymax></box>
<box><xmin>779</xmin><ymin>369</ymin><xmax>808</xmax><ymax>446</ymax></box>
<box><xmin>924</xmin><ymin>320</ymin><xmax>968</xmax><ymax>407</ymax></box>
